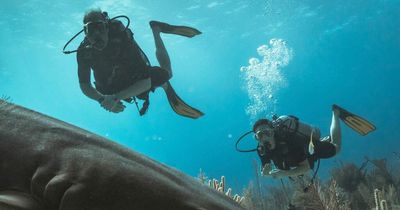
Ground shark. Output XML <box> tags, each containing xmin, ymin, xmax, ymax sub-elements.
<box><xmin>0</xmin><ymin>100</ymin><xmax>243</xmax><ymax>210</ymax></box>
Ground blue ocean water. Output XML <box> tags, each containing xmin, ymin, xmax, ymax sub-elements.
<box><xmin>1</xmin><ymin>0</ymin><xmax>399</xmax><ymax>192</ymax></box>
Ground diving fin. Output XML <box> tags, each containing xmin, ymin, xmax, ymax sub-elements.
<box><xmin>150</xmin><ymin>21</ymin><xmax>201</xmax><ymax>38</ymax></box>
<box><xmin>333</xmin><ymin>104</ymin><xmax>376</xmax><ymax>136</ymax></box>
<box><xmin>163</xmin><ymin>82</ymin><xmax>204</xmax><ymax>119</ymax></box>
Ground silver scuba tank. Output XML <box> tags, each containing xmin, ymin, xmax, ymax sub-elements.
<box><xmin>275</xmin><ymin>115</ymin><xmax>321</xmax><ymax>143</ymax></box>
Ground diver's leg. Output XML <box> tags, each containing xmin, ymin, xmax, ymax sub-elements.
<box><xmin>114</xmin><ymin>26</ymin><xmax>173</xmax><ymax>100</ymax></box>
<box><xmin>114</xmin><ymin>29</ymin><xmax>171</xmax><ymax>100</ymax></box>
<box><xmin>151</xmin><ymin>25</ymin><xmax>172</xmax><ymax>79</ymax></box>
<box><xmin>330</xmin><ymin>109</ymin><xmax>342</xmax><ymax>154</ymax></box>
<box><xmin>115</xmin><ymin>78</ymin><xmax>151</xmax><ymax>100</ymax></box>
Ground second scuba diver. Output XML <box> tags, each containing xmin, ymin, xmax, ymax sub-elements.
<box><xmin>64</xmin><ymin>9</ymin><xmax>203</xmax><ymax>118</ymax></box>
<box><xmin>237</xmin><ymin>104</ymin><xmax>376</xmax><ymax>179</ymax></box>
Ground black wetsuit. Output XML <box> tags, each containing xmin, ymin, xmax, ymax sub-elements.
<box><xmin>77</xmin><ymin>20</ymin><xmax>153</xmax><ymax>95</ymax></box>
<box><xmin>257</xmin><ymin>134</ymin><xmax>311</xmax><ymax>170</ymax></box>
<box><xmin>257</xmin><ymin>116</ymin><xmax>337</xmax><ymax>170</ymax></box>
<box><xmin>257</xmin><ymin>116</ymin><xmax>315</xmax><ymax>170</ymax></box>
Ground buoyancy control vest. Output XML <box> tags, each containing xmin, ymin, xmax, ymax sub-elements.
<box><xmin>261</xmin><ymin>115</ymin><xmax>321</xmax><ymax>170</ymax></box>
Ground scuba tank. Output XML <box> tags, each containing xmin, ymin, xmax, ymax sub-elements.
<box><xmin>273</xmin><ymin>115</ymin><xmax>321</xmax><ymax>145</ymax></box>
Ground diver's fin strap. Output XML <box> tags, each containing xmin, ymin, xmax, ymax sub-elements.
<box><xmin>333</xmin><ymin>104</ymin><xmax>376</xmax><ymax>136</ymax></box>
<box><xmin>164</xmin><ymin>82</ymin><xmax>204</xmax><ymax>119</ymax></box>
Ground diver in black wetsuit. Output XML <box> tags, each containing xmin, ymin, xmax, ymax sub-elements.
<box><xmin>251</xmin><ymin>105</ymin><xmax>375</xmax><ymax>179</ymax></box>
<box><xmin>75</xmin><ymin>9</ymin><xmax>203</xmax><ymax>118</ymax></box>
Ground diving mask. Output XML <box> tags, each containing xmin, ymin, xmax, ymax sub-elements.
<box><xmin>255</xmin><ymin>126</ymin><xmax>275</xmax><ymax>149</ymax></box>
<box><xmin>255</xmin><ymin>128</ymin><xmax>274</xmax><ymax>141</ymax></box>
<box><xmin>84</xmin><ymin>21</ymin><xmax>108</xmax><ymax>36</ymax></box>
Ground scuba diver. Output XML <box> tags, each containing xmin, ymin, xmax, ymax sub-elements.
<box><xmin>236</xmin><ymin>104</ymin><xmax>376</xmax><ymax>179</ymax></box>
<box><xmin>63</xmin><ymin>9</ymin><xmax>203</xmax><ymax>118</ymax></box>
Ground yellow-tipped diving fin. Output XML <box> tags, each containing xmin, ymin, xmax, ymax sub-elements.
<box><xmin>333</xmin><ymin>104</ymin><xmax>376</xmax><ymax>136</ymax></box>
<box><xmin>163</xmin><ymin>82</ymin><xmax>204</xmax><ymax>119</ymax></box>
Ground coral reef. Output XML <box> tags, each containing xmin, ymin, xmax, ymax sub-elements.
<box><xmin>196</xmin><ymin>169</ymin><xmax>245</xmax><ymax>205</ymax></box>
<box><xmin>373</xmin><ymin>186</ymin><xmax>400</xmax><ymax>210</ymax></box>
<box><xmin>0</xmin><ymin>95</ymin><xmax>11</xmax><ymax>104</ymax></box>
<box><xmin>295</xmin><ymin>179</ymin><xmax>350</xmax><ymax>210</ymax></box>
<box><xmin>240</xmin><ymin>156</ymin><xmax>400</xmax><ymax>210</ymax></box>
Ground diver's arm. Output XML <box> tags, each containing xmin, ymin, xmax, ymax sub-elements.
<box><xmin>283</xmin><ymin>160</ymin><xmax>311</xmax><ymax>177</ymax></box>
<box><xmin>287</xmin><ymin>160</ymin><xmax>311</xmax><ymax>176</ymax></box>
<box><xmin>258</xmin><ymin>144</ymin><xmax>273</xmax><ymax>176</ymax></box>
<box><xmin>80</xmin><ymin>83</ymin><xmax>103</xmax><ymax>102</ymax></box>
<box><xmin>80</xmin><ymin>83</ymin><xmax>125</xmax><ymax>113</ymax></box>
<box><xmin>268</xmin><ymin>160</ymin><xmax>311</xmax><ymax>178</ymax></box>
<box><xmin>77</xmin><ymin>57</ymin><xmax>104</xmax><ymax>102</ymax></box>
<box><xmin>261</xmin><ymin>163</ymin><xmax>273</xmax><ymax>176</ymax></box>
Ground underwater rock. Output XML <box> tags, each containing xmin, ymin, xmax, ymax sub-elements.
<box><xmin>0</xmin><ymin>101</ymin><xmax>243</xmax><ymax>210</ymax></box>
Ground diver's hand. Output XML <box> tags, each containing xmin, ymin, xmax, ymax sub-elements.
<box><xmin>269</xmin><ymin>169</ymin><xmax>288</xmax><ymax>179</ymax></box>
<box><xmin>99</xmin><ymin>95</ymin><xmax>125</xmax><ymax>113</ymax></box>
<box><xmin>261</xmin><ymin>164</ymin><xmax>272</xmax><ymax>176</ymax></box>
